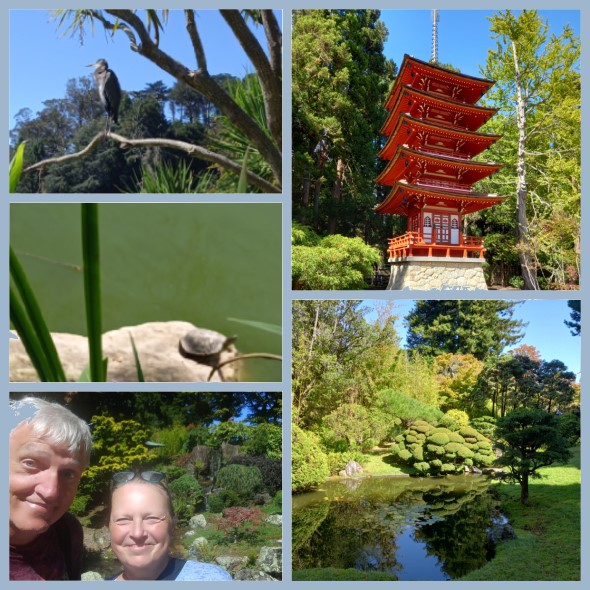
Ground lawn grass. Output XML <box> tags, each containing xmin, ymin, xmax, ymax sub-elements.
<box><xmin>358</xmin><ymin>447</ymin><xmax>409</xmax><ymax>476</ymax></box>
<box><xmin>461</xmin><ymin>446</ymin><xmax>580</xmax><ymax>581</ymax></box>
<box><xmin>293</xmin><ymin>567</ymin><xmax>397</xmax><ymax>581</ymax></box>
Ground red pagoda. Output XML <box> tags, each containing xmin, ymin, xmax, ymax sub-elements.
<box><xmin>375</xmin><ymin>54</ymin><xmax>506</xmax><ymax>290</ymax></box>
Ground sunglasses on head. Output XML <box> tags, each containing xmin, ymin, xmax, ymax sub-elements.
<box><xmin>112</xmin><ymin>470</ymin><xmax>166</xmax><ymax>484</ymax></box>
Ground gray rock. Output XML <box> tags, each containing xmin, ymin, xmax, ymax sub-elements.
<box><xmin>188</xmin><ymin>514</ymin><xmax>207</xmax><ymax>530</ymax></box>
<box><xmin>215</xmin><ymin>555</ymin><xmax>248</xmax><ymax>572</ymax></box>
<box><xmin>488</xmin><ymin>514</ymin><xmax>517</xmax><ymax>544</ymax></box>
<box><xmin>264</xmin><ymin>514</ymin><xmax>282</xmax><ymax>526</ymax></box>
<box><xmin>9</xmin><ymin>321</ymin><xmax>239</xmax><ymax>382</ymax></box>
<box><xmin>81</xmin><ymin>571</ymin><xmax>104</xmax><ymax>581</ymax></box>
<box><xmin>233</xmin><ymin>569</ymin><xmax>278</xmax><ymax>581</ymax></box>
<box><xmin>256</xmin><ymin>546</ymin><xmax>282</xmax><ymax>575</ymax></box>
<box><xmin>82</xmin><ymin>526</ymin><xmax>110</xmax><ymax>552</ymax></box>
<box><xmin>344</xmin><ymin>461</ymin><xmax>363</xmax><ymax>476</ymax></box>
<box><xmin>253</xmin><ymin>492</ymin><xmax>273</xmax><ymax>505</ymax></box>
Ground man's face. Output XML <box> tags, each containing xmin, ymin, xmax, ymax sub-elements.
<box><xmin>9</xmin><ymin>421</ymin><xmax>84</xmax><ymax>546</ymax></box>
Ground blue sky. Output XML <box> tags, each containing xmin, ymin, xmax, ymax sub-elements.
<box><xmin>365</xmin><ymin>299</ymin><xmax>581</xmax><ymax>381</ymax></box>
<box><xmin>9</xmin><ymin>9</ymin><xmax>282</xmax><ymax>125</ymax></box>
<box><xmin>379</xmin><ymin>10</ymin><xmax>580</xmax><ymax>80</ymax></box>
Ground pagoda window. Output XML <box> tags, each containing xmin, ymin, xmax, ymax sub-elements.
<box><xmin>451</xmin><ymin>215</ymin><xmax>460</xmax><ymax>244</ymax></box>
<box><xmin>423</xmin><ymin>212</ymin><xmax>433</xmax><ymax>243</ymax></box>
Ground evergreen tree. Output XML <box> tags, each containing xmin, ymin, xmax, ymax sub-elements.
<box><xmin>292</xmin><ymin>10</ymin><xmax>394</xmax><ymax>241</ymax></box>
<box><xmin>405</xmin><ymin>300</ymin><xmax>524</xmax><ymax>361</ymax></box>
<box><xmin>495</xmin><ymin>408</ymin><xmax>571</xmax><ymax>504</ymax></box>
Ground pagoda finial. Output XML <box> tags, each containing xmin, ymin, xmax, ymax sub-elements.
<box><xmin>431</xmin><ymin>9</ymin><xmax>439</xmax><ymax>64</ymax></box>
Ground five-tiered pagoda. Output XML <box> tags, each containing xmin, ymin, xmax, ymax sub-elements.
<box><xmin>375</xmin><ymin>54</ymin><xmax>506</xmax><ymax>290</ymax></box>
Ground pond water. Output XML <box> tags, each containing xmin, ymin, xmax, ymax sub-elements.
<box><xmin>293</xmin><ymin>475</ymin><xmax>497</xmax><ymax>581</ymax></box>
<box><xmin>10</xmin><ymin>203</ymin><xmax>282</xmax><ymax>381</ymax></box>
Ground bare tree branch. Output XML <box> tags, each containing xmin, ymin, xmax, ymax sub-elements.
<box><xmin>184</xmin><ymin>10</ymin><xmax>207</xmax><ymax>72</ymax></box>
<box><xmin>220</xmin><ymin>10</ymin><xmax>282</xmax><ymax>148</ymax></box>
<box><xmin>262</xmin><ymin>10</ymin><xmax>282</xmax><ymax>77</ymax></box>
<box><xmin>105</xmin><ymin>9</ymin><xmax>282</xmax><ymax>184</ymax></box>
<box><xmin>22</xmin><ymin>132</ymin><xmax>280</xmax><ymax>193</ymax></box>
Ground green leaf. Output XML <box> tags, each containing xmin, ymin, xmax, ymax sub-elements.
<box><xmin>9</xmin><ymin>142</ymin><xmax>26</xmax><ymax>193</ymax></box>
<box><xmin>129</xmin><ymin>333</ymin><xmax>145</xmax><ymax>382</ymax></box>
<box><xmin>81</xmin><ymin>204</ymin><xmax>104</xmax><ymax>381</ymax></box>
<box><xmin>9</xmin><ymin>247</ymin><xmax>66</xmax><ymax>381</ymax></box>
<box><xmin>237</xmin><ymin>146</ymin><xmax>251</xmax><ymax>193</ymax></box>
<box><xmin>227</xmin><ymin>317</ymin><xmax>282</xmax><ymax>335</ymax></box>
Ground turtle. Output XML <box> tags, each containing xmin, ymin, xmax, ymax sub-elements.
<box><xmin>179</xmin><ymin>327</ymin><xmax>237</xmax><ymax>366</ymax></box>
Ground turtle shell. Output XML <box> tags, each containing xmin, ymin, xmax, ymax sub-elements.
<box><xmin>180</xmin><ymin>328</ymin><xmax>228</xmax><ymax>357</ymax></box>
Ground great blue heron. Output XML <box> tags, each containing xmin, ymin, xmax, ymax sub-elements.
<box><xmin>87</xmin><ymin>59</ymin><xmax>121</xmax><ymax>133</ymax></box>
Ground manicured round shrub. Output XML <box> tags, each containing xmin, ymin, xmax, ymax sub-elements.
<box><xmin>471</xmin><ymin>416</ymin><xmax>496</xmax><ymax>438</ymax></box>
<box><xmin>292</xmin><ymin>424</ymin><xmax>329</xmax><ymax>493</ymax></box>
<box><xmin>215</xmin><ymin>464</ymin><xmax>263</xmax><ymax>501</ymax></box>
<box><xmin>412</xmin><ymin>420</ymin><xmax>433</xmax><ymax>434</ymax></box>
<box><xmin>398</xmin><ymin>449</ymin><xmax>412</xmax><ymax>462</ymax></box>
<box><xmin>392</xmin><ymin>420</ymin><xmax>494</xmax><ymax>475</ymax></box>
<box><xmin>438</xmin><ymin>409</ymin><xmax>470</xmax><ymax>431</ymax></box>
<box><xmin>427</xmin><ymin>431</ymin><xmax>450</xmax><ymax>446</ymax></box>
<box><xmin>228</xmin><ymin>454</ymin><xmax>282</xmax><ymax>495</ymax></box>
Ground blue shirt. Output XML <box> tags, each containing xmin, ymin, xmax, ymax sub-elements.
<box><xmin>112</xmin><ymin>557</ymin><xmax>232</xmax><ymax>581</ymax></box>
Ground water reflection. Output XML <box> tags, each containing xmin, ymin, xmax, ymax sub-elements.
<box><xmin>293</xmin><ymin>475</ymin><xmax>495</xmax><ymax>581</ymax></box>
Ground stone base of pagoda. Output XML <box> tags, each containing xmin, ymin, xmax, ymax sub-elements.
<box><xmin>387</xmin><ymin>257</ymin><xmax>487</xmax><ymax>291</ymax></box>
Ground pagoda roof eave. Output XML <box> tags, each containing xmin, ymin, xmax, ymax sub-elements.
<box><xmin>374</xmin><ymin>181</ymin><xmax>507</xmax><ymax>215</ymax></box>
<box><xmin>381</xmin><ymin>85</ymin><xmax>498</xmax><ymax>135</ymax></box>
<box><xmin>375</xmin><ymin>144</ymin><xmax>502</xmax><ymax>186</ymax></box>
<box><xmin>384</xmin><ymin>54</ymin><xmax>496</xmax><ymax>109</ymax></box>
<box><xmin>377</xmin><ymin>113</ymin><xmax>501</xmax><ymax>159</ymax></box>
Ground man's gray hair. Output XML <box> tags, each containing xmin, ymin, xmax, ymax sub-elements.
<box><xmin>11</xmin><ymin>397</ymin><xmax>92</xmax><ymax>466</ymax></box>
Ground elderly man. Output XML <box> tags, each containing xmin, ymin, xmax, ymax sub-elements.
<box><xmin>9</xmin><ymin>397</ymin><xmax>92</xmax><ymax>580</ymax></box>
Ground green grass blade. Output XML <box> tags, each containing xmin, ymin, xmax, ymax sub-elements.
<box><xmin>9</xmin><ymin>286</ymin><xmax>53</xmax><ymax>382</ymax></box>
<box><xmin>9</xmin><ymin>247</ymin><xmax>66</xmax><ymax>381</ymax></box>
<box><xmin>10</xmin><ymin>142</ymin><xmax>26</xmax><ymax>193</ymax></box>
<box><xmin>129</xmin><ymin>333</ymin><xmax>145</xmax><ymax>382</ymax></box>
<box><xmin>81</xmin><ymin>204</ymin><xmax>104</xmax><ymax>381</ymax></box>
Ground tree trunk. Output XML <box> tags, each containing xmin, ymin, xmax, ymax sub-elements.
<box><xmin>313</xmin><ymin>177</ymin><xmax>322</xmax><ymax>231</ymax></box>
<box><xmin>327</xmin><ymin>158</ymin><xmax>344</xmax><ymax>235</ymax></box>
<box><xmin>512</xmin><ymin>40</ymin><xmax>540</xmax><ymax>290</ymax></box>
<box><xmin>520</xmin><ymin>472</ymin><xmax>529</xmax><ymax>505</ymax></box>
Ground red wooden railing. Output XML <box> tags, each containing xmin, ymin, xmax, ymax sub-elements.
<box><xmin>387</xmin><ymin>232</ymin><xmax>485</xmax><ymax>259</ymax></box>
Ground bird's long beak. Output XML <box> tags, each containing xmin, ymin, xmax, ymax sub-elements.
<box><xmin>86</xmin><ymin>63</ymin><xmax>96</xmax><ymax>67</ymax></box>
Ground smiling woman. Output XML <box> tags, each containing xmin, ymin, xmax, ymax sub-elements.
<box><xmin>109</xmin><ymin>473</ymin><xmax>232</xmax><ymax>581</ymax></box>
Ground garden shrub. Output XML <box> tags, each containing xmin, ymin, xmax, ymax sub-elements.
<box><xmin>208</xmin><ymin>489</ymin><xmax>241</xmax><ymax>513</ymax></box>
<box><xmin>438</xmin><ymin>409</ymin><xmax>470</xmax><ymax>431</ymax></box>
<box><xmin>169</xmin><ymin>474</ymin><xmax>203</xmax><ymax>524</ymax></box>
<box><xmin>217</xmin><ymin>506</ymin><xmax>264</xmax><ymax>542</ymax></box>
<box><xmin>391</xmin><ymin>420</ymin><xmax>494</xmax><ymax>475</ymax></box>
<box><xmin>228</xmin><ymin>454</ymin><xmax>282</xmax><ymax>495</ymax></box>
<box><xmin>215</xmin><ymin>464</ymin><xmax>263</xmax><ymax>501</ymax></box>
<box><xmin>77</xmin><ymin>415</ymin><xmax>151</xmax><ymax>502</ymax></box>
<box><xmin>241</xmin><ymin>423</ymin><xmax>282</xmax><ymax>459</ymax></box>
<box><xmin>427</xmin><ymin>431</ymin><xmax>450</xmax><ymax>446</ymax></box>
<box><xmin>292</xmin><ymin>424</ymin><xmax>329</xmax><ymax>493</ymax></box>
<box><xmin>470</xmin><ymin>416</ymin><xmax>496</xmax><ymax>439</ymax></box>
<box><xmin>151</xmin><ymin>424</ymin><xmax>188</xmax><ymax>459</ymax></box>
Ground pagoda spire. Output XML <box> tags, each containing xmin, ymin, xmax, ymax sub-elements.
<box><xmin>431</xmin><ymin>10</ymin><xmax>439</xmax><ymax>64</ymax></box>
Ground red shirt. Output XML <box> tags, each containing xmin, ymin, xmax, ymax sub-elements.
<box><xmin>10</xmin><ymin>513</ymin><xmax>83</xmax><ymax>580</ymax></box>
